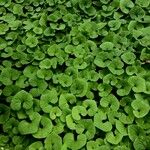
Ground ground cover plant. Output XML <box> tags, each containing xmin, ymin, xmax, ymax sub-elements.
<box><xmin>0</xmin><ymin>0</ymin><xmax>150</xmax><ymax>149</ymax></box>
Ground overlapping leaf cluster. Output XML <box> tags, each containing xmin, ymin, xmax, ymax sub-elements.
<box><xmin>0</xmin><ymin>0</ymin><xmax>150</xmax><ymax>149</ymax></box>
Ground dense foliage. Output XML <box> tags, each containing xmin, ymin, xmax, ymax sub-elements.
<box><xmin>0</xmin><ymin>0</ymin><xmax>150</xmax><ymax>149</ymax></box>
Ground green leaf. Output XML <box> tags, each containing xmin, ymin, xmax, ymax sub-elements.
<box><xmin>98</xmin><ymin>83</ymin><xmax>112</xmax><ymax>97</ymax></box>
<box><xmin>34</xmin><ymin>49</ymin><xmax>45</xmax><ymax>60</ymax></box>
<box><xmin>47</xmin><ymin>44</ymin><xmax>60</xmax><ymax>56</ymax></box>
<box><xmin>115</xmin><ymin>120</ymin><xmax>127</xmax><ymax>136</ymax></box>
<box><xmin>25</xmin><ymin>36</ymin><xmax>38</xmax><ymax>48</ymax></box>
<box><xmin>23</xmin><ymin>65</ymin><xmax>38</xmax><ymax>78</ymax></box>
<box><xmin>0</xmin><ymin>68</ymin><xmax>20</xmax><ymax>85</ymax></box>
<box><xmin>131</xmin><ymin>99</ymin><xmax>149</xmax><ymax>118</ymax></box>
<box><xmin>72</xmin><ymin>106</ymin><xmax>87</xmax><ymax>120</ymax></box>
<box><xmin>94</xmin><ymin>52</ymin><xmax>111</xmax><ymax>68</ymax></box>
<box><xmin>76</xmin><ymin>119</ymin><xmax>96</xmax><ymax>140</ymax></box>
<box><xmin>106</xmin><ymin>130</ymin><xmax>123</xmax><ymax>145</ymax></box>
<box><xmin>108</xmin><ymin>20</ymin><xmax>121</xmax><ymax>31</ymax></box>
<box><xmin>33</xmin><ymin>27</ymin><xmax>43</xmax><ymax>34</ymax></box>
<box><xmin>100</xmin><ymin>42</ymin><xmax>114</xmax><ymax>51</ymax></box>
<box><xmin>130</xmin><ymin>6</ymin><xmax>145</xmax><ymax>20</ymax></box>
<box><xmin>63</xmin><ymin>133</ymin><xmax>87</xmax><ymax>150</ymax></box>
<box><xmin>0</xmin><ymin>0</ymin><xmax>6</xmax><ymax>5</ymax></box>
<box><xmin>58</xmin><ymin>74</ymin><xmax>72</xmax><ymax>87</ymax></box>
<box><xmin>100</xmin><ymin>94</ymin><xmax>120</xmax><ymax>111</ymax></box>
<box><xmin>121</xmin><ymin>52</ymin><xmax>136</xmax><ymax>64</ymax></box>
<box><xmin>108</xmin><ymin>57</ymin><xmax>124</xmax><ymax>75</ymax></box>
<box><xmin>116</xmin><ymin>80</ymin><xmax>132</xmax><ymax>96</ymax></box>
<box><xmin>33</xmin><ymin>116</ymin><xmax>53</xmax><ymax>138</ymax></box>
<box><xmin>18</xmin><ymin>112</ymin><xmax>41</xmax><ymax>135</ymax></box>
<box><xmin>46</xmin><ymin>0</ymin><xmax>54</xmax><ymax>6</ymax></box>
<box><xmin>119</xmin><ymin>106</ymin><xmax>134</xmax><ymax>124</ymax></box>
<box><xmin>133</xmin><ymin>136</ymin><xmax>150</xmax><ymax>150</ymax></box>
<box><xmin>2</xmin><ymin>85</ymin><xmax>20</xmax><ymax>96</ymax></box>
<box><xmin>136</xmin><ymin>0</ymin><xmax>150</xmax><ymax>7</ymax></box>
<box><xmin>39</xmin><ymin>58</ymin><xmax>52</xmax><ymax>69</ymax></box>
<box><xmin>120</xmin><ymin>0</ymin><xmax>134</xmax><ymax>14</ymax></box>
<box><xmin>59</xmin><ymin>93</ymin><xmax>76</xmax><ymax>110</ymax></box>
<box><xmin>126</xmin><ymin>65</ymin><xmax>137</xmax><ymax>75</ymax></box>
<box><xmin>66</xmin><ymin>114</ymin><xmax>76</xmax><ymax>130</ymax></box>
<box><xmin>10</xmin><ymin>90</ymin><xmax>33</xmax><ymax>111</ymax></box>
<box><xmin>13</xmin><ymin>4</ymin><xmax>23</xmax><ymax>15</ymax></box>
<box><xmin>0</xmin><ymin>38</ymin><xmax>7</xmax><ymax>50</ymax></box>
<box><xmin>44</xmin><ymin>132</ymin><xmax>62</xmax><ymax>150</ymax></box>
<box><xmin>94</xmin><ymin>110</ymin><xmax>112</xmax><ymax>132</ymax></box>
<box><xmin>40</xmin><ymin>89</ymin><xmax>58</xmax><ymax>113</ymax></box>
<box><xmin>70</xmin><ymin>78</ymin><xmax>88</xmax><ymax>97</ymax></box>
<box><xmin>73</xmin><ymin>57</ymin><xmax>87</xmax><ymax>70</ymax></box>
<box><xmin>37</xmin><ymin>69</ymin><xmax>53</xmax><ymax>80</ymax></box>
<box><xmin>9</xmin><ymin>20</ymin><xmax>22</xmax><ymax>30</ymax></box>
<box><xmin>29</xmin><ymin>141</ymin><xmax>43</xmax><ymax>150</ymax></box>
<box><xmin>49</xmin><ymin>106</ymin><xmax>62</xmax><ymax>120</ymax></box>
<box><xmin>103</xmin><ymin>74</ymin><xmax>118</xmax><ymax>86</ymax></box>
<box><xmin>48</xmin><ymin>11</ymin><xmax>62</xmax><ymax>22</ymax></box>
<box><xmin>128</xmin><ymin>125</ymin><xmax>145</xmax><ymax>141</ymax></box>
<box><xmin>128</xmin><ymin>76</ymin><xmax>146</xmax><ymax>93</ymax></box>
<box><xmin>82</xmin><ymin>100</ymin><xmax>98</xmax><ymax>116</ymax></box>
<box><xmin>0</xmin><ymin>23</ymin><xmax>9</xmax><ymax>35</ymax></box>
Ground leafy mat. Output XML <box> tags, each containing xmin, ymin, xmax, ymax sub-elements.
<box><xmin>0</xmin><ymin>0</ymin><xmax>150</xmax><ymax>149</ymax></box>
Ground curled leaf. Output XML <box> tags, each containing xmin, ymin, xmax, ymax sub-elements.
<box><xmin>100</xmin><ymin>94</ymin><xmax>120</xmax><ymax>111</ymax></box>
<box><xmin>33</xmin><ymin>116</ymin><xmax>53</xmax><ymax>138</ymax></box>
<box><xmin>70</xmin><ymin>78</ymin><xmax>88</xmax><ymax>97</ymax></box>
<box><xmin>40</xmin><ymin>89</ymin><xmax>58</xmax><ymax>113</ymax></box>
<box><xmin>63</xmin><ymin>133</ymin><xmax>87</xmax><ymax>150</ymax></box>
<box><xmin>106</xmin><ymin>130</ymin><xmax>123</xmax><ymax>145</ymax></box>
<box><xmin>121</xmin><ymin>52</ymin><xmax>136</xmax><ymax>64</ymax></box>
<box><xmin>108</xmin><ymin>58</ymin><xmax>124</xmax><ymax>75</ymax></box>
<box><xmin>10</xmin><ymin>90</ymin><xmax>33</xmax><ymax>111</ymax></box>
<box><xmin>72</xmin><ymin>106</ymin><xmax>87</xmax><ymax>120</ymax></box>
<box><xmin>94</xmin><ymin>110</ymin><xmax>112</xmax><ymax>132</ymax></box>
<box><xmin>128</xmin><ymin>125</ymin><xmax>145</xmax><ymax>141</ymax></box>
<box><xmin>18</xmin><ymin>112</ymin><xmax>41</xmax><ymax>135</ymax></box>
<box><xmin>83</xmin><ymin>100</ymin><xmax>98</xmax><ymax>116</ymax></box>
<box><xmin>44</xmin><ymin>132</ymin><xmax>62</xmax><ymax>150</ymax></box>
<box><xmin>131</xmin><ymin>99</ymin><xmax>149</xmax><ymax>118</ymax></box>
<box><xmin>25</xmin><ymin>36</ymin><xmax>38</xmax><ymax>48</ymax></box>
<box><xmin>128</xmin><ymin>76</ymin><xmax>146</xmax><ymax>93</ymax></box>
